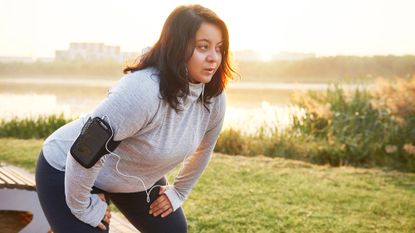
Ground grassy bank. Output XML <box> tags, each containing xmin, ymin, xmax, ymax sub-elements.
<box><xmin>0</xmin><ymin>138</ymin><xmax>43</xmax><ymax>171</ymax></box>
<box><xmin>0</xmin><ymin>138</ymin><xmax>414</xmax><ymax>232</ymax></box>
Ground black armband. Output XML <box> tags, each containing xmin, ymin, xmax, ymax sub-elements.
<box><xmin>70</xmin><ymin>117</ymin><xmax>121</xmax><ymax>168</ymax></box>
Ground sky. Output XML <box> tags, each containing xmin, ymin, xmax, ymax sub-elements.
<box><xmin>1</xmin><ymin>0</ymin><xmax>415</xmax><ymax>59</ymax></box>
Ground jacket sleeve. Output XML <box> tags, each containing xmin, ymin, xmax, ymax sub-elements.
<box><xmin>90</xmin><ymin>71</ymin><xmax>161</xmax><ymax>141</ymax></box>
<box><xmin>164</xmin><ymin>94</ymin><xmax>226</xmax><ymax>211</ymax></box>
<box><xmin>64</xmin><ymin>71</ymin><xmax>160</xmax><ymax>226</ymax></box>
<box><xmin>65</xmin><ymin>153</ymin><xmax>107</xmax><ymax>227</ymax></box>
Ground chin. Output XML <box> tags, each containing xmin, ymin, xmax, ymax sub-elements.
<box><xmin>191</xmin><ymin>72</ymin><xmax>216</xmax><ymax>84</ymax></box>
<box><xmin>201</xmin><ymin>75</ymin><xmax>214</xmax><ymax>84</ymax></box>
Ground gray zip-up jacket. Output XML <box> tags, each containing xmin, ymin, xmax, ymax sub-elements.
<box><xmin>42</xmin><ymin>67</ymin><xmax>226</xmax><ymax>227</ymax></box>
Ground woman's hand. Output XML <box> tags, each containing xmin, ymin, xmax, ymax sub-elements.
<box><xmin>149</xmin><ymin>186</ymin><xmax>173</xmax><ymax>218</ymax></box>
<box><xmin>97</xmin><ymin>193</ymin><xmax>111</xmax><ymax>231</ymax></box>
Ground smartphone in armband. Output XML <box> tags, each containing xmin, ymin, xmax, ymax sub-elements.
<box><xmin>70</xmin><ymin>117</ymin><xmax>117</xmax><ymax>168</ymax></box>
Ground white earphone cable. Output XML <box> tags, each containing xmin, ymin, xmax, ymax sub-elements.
<box><xmin>101</xmin><ymin>115</ymin><xmax>193</xmax><ymax>203</ymax></box>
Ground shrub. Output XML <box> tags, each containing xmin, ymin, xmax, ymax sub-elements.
<box><xmin>0</xmin><ymin>114</ymin><xmax>72</xmax><ymax>139</ymax></box>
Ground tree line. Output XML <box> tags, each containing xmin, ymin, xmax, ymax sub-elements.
<box><xmin>1</xmin><ymin>55</ymin><xmax>415</xmax><ymax>82</ymax></box>
<box><xmin>237</xmin><ymin>55</ymin><xmax>415</xmax><ymax>82</ymax></box>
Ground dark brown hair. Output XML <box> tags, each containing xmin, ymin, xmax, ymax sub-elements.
<box><xmin>123</xmin><ymin>4</ymin><xmax>237</xmax><ymax>111</ymax></box>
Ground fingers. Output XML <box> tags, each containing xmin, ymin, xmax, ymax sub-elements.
<box><xmin>97</xmin><ymin>223</ymin><xmax>107</xmax><ymax>231</ymax></box>
<box><xmin>159</xmin><ymin>186</ymin><xmax>166</xmax><ymax>195</ymax></box>
<box><xmin>97</xmin><ymin>193</ymin><xmax>111</xmax><ymax>221</ymax></box>
<box><xmin>98</xmin><ymin>208</ymin><xmax>111</xmax><ymax>231</ymax></box>
<box><xmin>103</xmin><ymin>208</ymin><xmax>111</xmax><ymax>223</ymax></box>
<box><xmin>99</xmin><ymin>205</ymin><xmax>111</xmax><ymax>230</ymax></box>
<box><xmin>96</xmin><ymin>193</ymin><xmax>111</xmax><ymax>231</ymax></box>
<box><xmin>149</xmin><ymin>194</ymin><xmax>173</xmax><ymax>218</ymax></box>
<box><xmin>161</xmin><ymin>208</ymin><xmax>173</xmax><ymax>218</ymax></box>
<box><xmin>103</xmin><ymin>216</ymin><xmax>109</xmax><ymax>224</ymax></box>
<box><xmin>151</xmin><ymin>204</ymin><xmax>173</xmax><ymax>218</ymax></box>
<box><xmin>149</xmin><ymin>195</ymin><xmax>169</xmax><ymax>211</ymax></box>
<box><xmin>97</xmin><ymin>193</ymin><xmax>106</xmax><ymax>202</ymax></box>
<box><xmin>106</xmin><ymin>208</ymin><xmax>112</xmax><ymax>219</ymax></box>
<box><xmin>102</xmin><ymin>214</ymin><xmax>111</xmax><ymax>224</ymax></box>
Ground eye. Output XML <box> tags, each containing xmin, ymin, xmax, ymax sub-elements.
<box><xmin>197</xmin><ymin>44</ymin><xmax>209</xmax><ymax>50</ymax></box>
<box><xmin>215</xmin><ymin>45</ymin><xmax>223</xmax><ymax>53</ymax></box>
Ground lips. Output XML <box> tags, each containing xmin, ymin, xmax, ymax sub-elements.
<box><xmin>203</xmin><ymin>68</ymin><xmax>215</xmax><ymax>75</ymax></box>
<box><xmin>204</xmin><ymin>67</ymin><xmax>216</xmax><ymax>73</ymax></box>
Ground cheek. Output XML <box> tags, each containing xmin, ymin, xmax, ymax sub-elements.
<box><xmin>187</xmin><ymin>52</ymin><xmax>205</xmax><ymax>70</ymax></box>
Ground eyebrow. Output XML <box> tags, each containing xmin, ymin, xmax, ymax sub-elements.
<box><xmin>196</xmin><ymin>39</ymin><xmax>223</xmax><ymax>45</ymax></box>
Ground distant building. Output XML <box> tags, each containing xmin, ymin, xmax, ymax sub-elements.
<box><xmin>272</xmin><ymin>51</ymin><xmax>315</xmax><ymax>61</ymax></box>
<box><xmin>36</xmin><ymin>57</ymin><xmax>54</xmax><ymax>63</ymax></box>
<box><xmin>233</xmin><ymin>49</ymin><xmax>262</xmax><ymax>61</ymax></box>
<box><xmin>55</xmin><ymin>42</ymin><xmax>140</xmax><ymax>63</ymax></box>
<box><xmin>0</xmin><ymin>56</ymin><xmax>34</xmax><ymax>63</ymax></box>
<box><xmin>232</xmin><ymin>50</ymin><xmax>316</xmax><ymax>62</ymax></box>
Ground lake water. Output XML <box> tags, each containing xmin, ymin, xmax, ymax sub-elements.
<box><xmin>0</xmin><ymin>78</ymin><xmax>368</xmax><ymax>134</ymax></box>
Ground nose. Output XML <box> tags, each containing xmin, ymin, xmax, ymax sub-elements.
<box><xmin>207</xmin><ymin>49</ymin><xmax>220</xmax><ymax>63</ymax></box>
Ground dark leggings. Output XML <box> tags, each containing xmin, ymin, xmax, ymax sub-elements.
<box><xmin>35</xmin><ymin>151</ymin><xmax>187</xmax><ymax>233</ymax></box>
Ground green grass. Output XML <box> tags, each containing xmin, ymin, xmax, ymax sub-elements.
<box><xmin>1</xmin><ymin>138</ymin><xmax>414</xmax><ymax>232</ymax></box>
<box><xmin>187</xmin><ymin>156</ymin><xmax>415</xmax><ymax>233</ymax></box>
<box><xmin>0</xmin><ymin>138</ymin><xmax>43</xmax><ymax>172</ymax></box>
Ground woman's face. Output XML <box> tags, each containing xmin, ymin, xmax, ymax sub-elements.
<box><xmin>186</xmin><ymin>22</ymin><xmax>223</xmax><ymax>84</ymax></box>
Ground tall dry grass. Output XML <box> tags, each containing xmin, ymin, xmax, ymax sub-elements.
<box><xmin>216</xmin><ymin>77</ymin><xmax>415</xmax><ymax>172</ymax></box>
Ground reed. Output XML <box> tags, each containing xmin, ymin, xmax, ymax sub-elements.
<box><xmin>216</xmin><ymin>77</ymin><xmax>415</xmax><ymax>172</ymax></box>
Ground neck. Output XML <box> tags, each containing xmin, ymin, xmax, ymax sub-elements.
<box><xmin>189</xmin><ymin>80</ymin><xmax>201</xmax><ymax>84</ymax></box>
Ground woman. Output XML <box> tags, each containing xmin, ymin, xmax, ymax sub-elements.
<box><xmin>35</xmin><ymin>4</ymin><xmax>236</xmax><ymax>233</ymax></box>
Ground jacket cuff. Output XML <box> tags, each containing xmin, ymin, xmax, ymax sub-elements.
<box><xmin>163</xmin><ymin>185</ymin><xmax>184</xmax><ymax>211</ymax></box>
<box><xmin>88</xmin><ymin>194</ymin><xmax>108</xmax><ymax>227</ymax></box>
<box><xmin>68</xmin><ymin>194</ymin><xmax>107</xmax><ymax>227</ymax></box>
